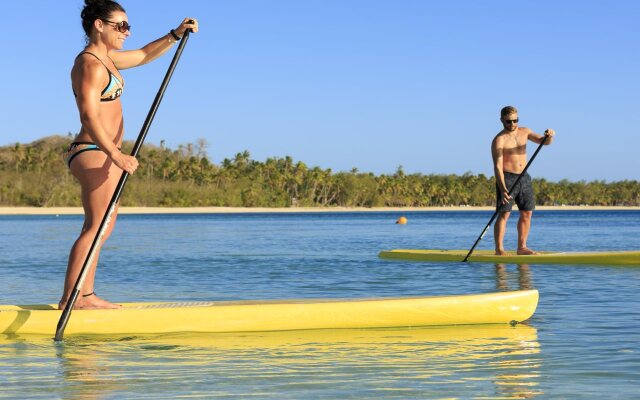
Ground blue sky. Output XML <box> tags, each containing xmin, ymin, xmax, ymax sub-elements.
<box><xmin>1</xmin><ymin>1</ymin><xmax>638</xmax><ymax>181</ymax></box>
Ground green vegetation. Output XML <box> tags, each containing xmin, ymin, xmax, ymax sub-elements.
<box><xmin>1</xmin><ymin>135</ymin><xmax>638</xmax><ymax>207</ymax></box>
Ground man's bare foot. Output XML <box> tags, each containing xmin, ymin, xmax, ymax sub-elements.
<box><xmin>58</xmin><ymin>293</ymin><xmax>122</xmax><ymax>310</ymax></box>
<box><xmin>495</xmin><ymin>249</ymin><xmax>508</xmax><ymax>256</ymax></box>
<box><xmin>517</xmin><ymin>247</ymin><xmax>538</xmax><ymax>255</ymax></box>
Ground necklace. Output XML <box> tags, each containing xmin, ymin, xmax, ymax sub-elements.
<box><xmin>510</xmin><ymin>131</ymin><xmax>519</xmax><ymax>147</ymax></box>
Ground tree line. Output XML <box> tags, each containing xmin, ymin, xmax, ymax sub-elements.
<box><xmin>1</xmin><ymin>135</ymin><xmax>638</xmax><ymax>207</ymax></box>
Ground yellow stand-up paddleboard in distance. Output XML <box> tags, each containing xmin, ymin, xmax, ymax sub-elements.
<box><xmin>379</xmin><ymin>249</ymin><xmax>640</xmax><ymax>265</ymax></box>
<box><xmin>0</xmin><ymin>290</ymin><xmax>538</xmax><ymax>336</ymax></box>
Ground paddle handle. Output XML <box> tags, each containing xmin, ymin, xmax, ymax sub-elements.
<box><xmin>54</xmin><ymin>28</ymin><xmax>193</xmax><ymax>341</ymax></box>
<box><xmin>463</xmin><ymin>134</ymin><xmax>549</xmax><ymax>262</ymax></box>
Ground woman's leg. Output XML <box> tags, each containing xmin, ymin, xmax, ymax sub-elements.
<box><xmin>59</xmin><ymin>150</ymin><xmax>123</xmax><ymax>309</ymax></box>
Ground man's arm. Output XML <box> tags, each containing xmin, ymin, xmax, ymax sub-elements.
<box><xmin>528</xmin><ymin>128</ymin><xmax>555</xmax><ymax>145</ymax></box>
<box><xmin>492</xmin><ymin>136</ymin><xmax>511</xmax><ymax>205</ymax></box>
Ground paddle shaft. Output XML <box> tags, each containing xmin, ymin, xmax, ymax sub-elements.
<box><xmin>55</xmin><ymin>29</ymin><xmax>192</xmax><ymax>341</ymax></box>
<box><xmin>462</xmin><ymin>134</ymin><xmax>549</xmax><ymax>262</ymax></box>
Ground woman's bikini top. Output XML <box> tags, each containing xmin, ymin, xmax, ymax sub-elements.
<box><xmin>73</xmin><ymin>51</ymin><xmax>124</xmax><ymax>102</ymax></box>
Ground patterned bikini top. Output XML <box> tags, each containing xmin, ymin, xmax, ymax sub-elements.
<box><xmin>73</xmin><ymin>51</ymin><xmax>124</xmax><ymax>102</ymax></box>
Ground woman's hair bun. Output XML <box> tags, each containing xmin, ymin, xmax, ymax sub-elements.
<box><xmin>85</xmin><ymin>0</ymin><xmax>107</xmax><ymax>6</ymax></box>
<box><xmin>80</xmin><ymin>0</ymin><xmax>125</xmax><ymax>38</ymax></box>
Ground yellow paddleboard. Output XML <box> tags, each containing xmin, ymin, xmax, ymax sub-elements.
<box><xmin>379</xmin><ymin>249</ymin><xmax>640</xmax><ymax>265</ymax></box>
<box><xmin>0</xmin><ymin>290</ymin><xmax>538</xmax><ymax>336</ymax></box>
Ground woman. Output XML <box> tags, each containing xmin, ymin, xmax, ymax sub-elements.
<box><xmin>59</xmin><ymin>0</ymin><xmax>198</xmax><ymax>309</ymax></box>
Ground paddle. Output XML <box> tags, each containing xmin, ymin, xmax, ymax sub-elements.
<box><xmin>462</xmin><ymin>133</ymin><xmax>550</xmax><ymax>262</ymax></box>
<box><xmin>55</xmin><ymin>26</ymin><xmax>194</xmax><ymax>341</ymax></box>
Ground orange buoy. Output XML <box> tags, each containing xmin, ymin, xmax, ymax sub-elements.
<box><xmin>396</xmin><ymin>216</ymin><xmax>408</xmax><ymax>225</ymax></box>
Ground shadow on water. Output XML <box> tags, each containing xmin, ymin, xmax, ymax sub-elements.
<box><xmin>1</xmin><ymin>326</ymin><xmax>543</xmax><ymax>398</ymax></box>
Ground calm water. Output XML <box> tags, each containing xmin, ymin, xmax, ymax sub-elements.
<box><xmin>1</xmin><ymin>210</ymin><xmax>639</xmax><ymax>398</ymax></box>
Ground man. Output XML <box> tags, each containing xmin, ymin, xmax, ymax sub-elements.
<box><xmin>491</xmin><ymin>106</ymin><xmax>555</xmax><ymax>255</ymax></box>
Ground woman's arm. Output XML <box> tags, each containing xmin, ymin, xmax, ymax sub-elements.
<box><xmin>72</xmin><ymin>58</ymin><xmax>138</xmax><ymax>173</ymax></box>
<box><xmin>110</xmin><ymin>18</ymin><xmax>198</xmax><ymax>70</ymax></box>
<box><xmin>73</xmin><ymin>59</ymin><xmax>119</xmax><ymax>156</ymax></box>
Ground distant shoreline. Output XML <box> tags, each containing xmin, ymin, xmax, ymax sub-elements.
<box><xmin>1</xmin><ymin>206</ymin><xmax>638</xmax><ymax>215</ymax></box>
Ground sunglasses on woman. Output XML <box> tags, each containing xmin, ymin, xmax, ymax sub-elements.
<box><xmin>103</xmin><ymin>19</ymin><xmax>131</xmax><ymax>33</ymax></box>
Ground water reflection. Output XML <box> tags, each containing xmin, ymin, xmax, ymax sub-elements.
<box><xmin>491</xmin><ymin>264</ymin><xmax>541</xmax><ymax>397</ymax></box>
<box><xmin>1</xmin><ymin>325</ymin><xmax>542</xmax><ymax>398</ymax></box>
<box><xmin>495</xmin><ymin>264</ymin><xmax>534</xmax><ymax>291</ymax></box>
<box><xmin>54</xmin><ymin>338</ymin><xmax>123</xmax><ymax>400</ymax></box>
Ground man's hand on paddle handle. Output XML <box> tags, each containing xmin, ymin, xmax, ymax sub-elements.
<box><xmin>500</xmin><ymin>189</ymin><xmax>512</xmax><ymax>205</ymax></box>
<box><xmin>543</xmin><ymin>129</ymin><xmax>555</xmax><ymax>143</ymax></box>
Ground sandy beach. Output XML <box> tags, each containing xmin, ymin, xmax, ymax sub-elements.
<box><xmin>1</xmin><ymin>206</ymin><xmax>638</xmax><ymax>215</ymax></box>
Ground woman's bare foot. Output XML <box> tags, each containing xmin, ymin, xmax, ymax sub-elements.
<box><xmin>517</xmin><ymin>247</ymin><xmax>538</xmax><ymax>255</ymax></box>
<box><xmin>58</xmin><ymin>293</ymin><xmax>122</xmax><ymax>310</ymax></box>
<box><xmin>495</xmin><ymin>249</ymin><xmax>508</xmax><ymax>256</ymax></box>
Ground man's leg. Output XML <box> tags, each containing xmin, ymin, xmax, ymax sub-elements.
<box><xmin>494</xmin><ymin>211</ymin><xmax>510</xmax><ymax>255</ymax></box>
<box><xmin>517</xmin><ymin>210</ymin><xmax>536</xmax><ymax>255</ymax></box>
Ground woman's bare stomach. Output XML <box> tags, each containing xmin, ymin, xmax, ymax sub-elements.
<box><xmin>74</xmin><ymin>103</ymin><xmax>124</xmax><ymax>145</ymax></box>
